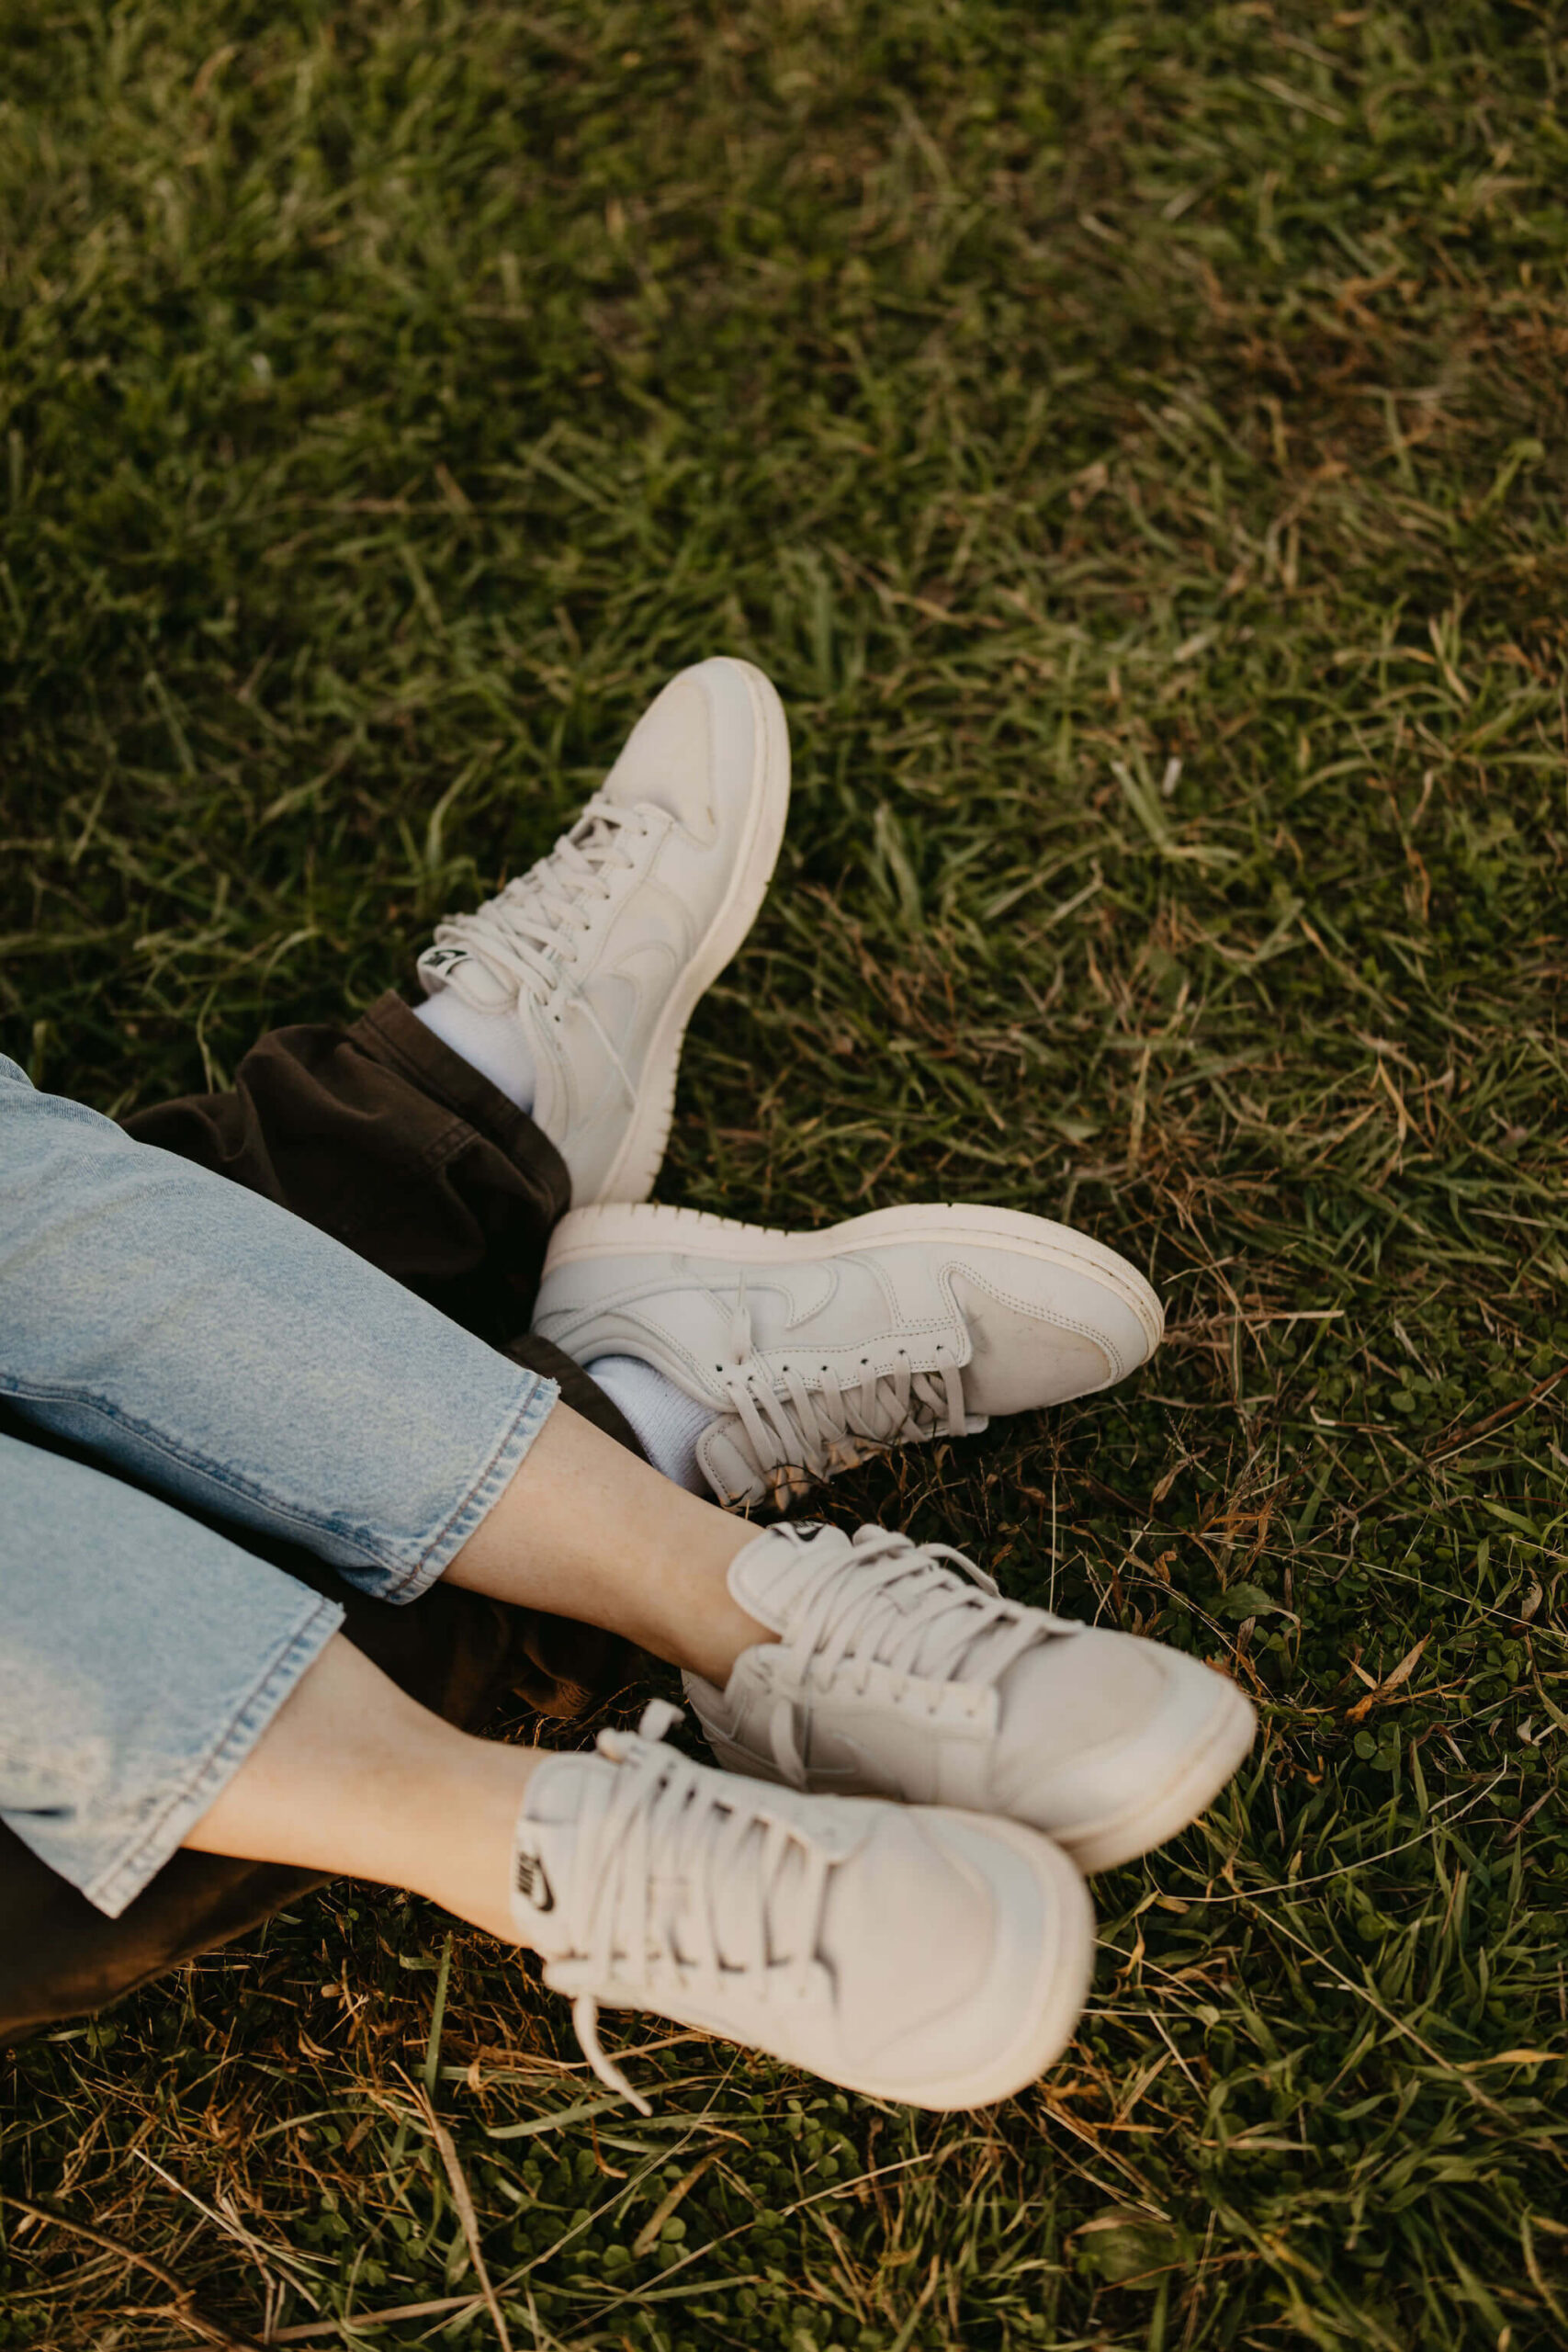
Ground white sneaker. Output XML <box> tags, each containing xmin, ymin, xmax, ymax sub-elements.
<box><xmin>510</xmin><ymin>1702</ymin><xmax>1094</xmax><ymax>2114</ymax></box>
<box><xmin>684</xmin><ymin>1526</ymin><xmax>1256</xmax><ymax>1873</ymax></box>
<box><xmin>534</xmin><ymin>1201</ymin><xmax>1165</xmax><ymax>1504</ymax></box>
<box><xmin>418</xmin><ymin>659</ymin><xmax>790</xmax><ymax>1204</ymax></box>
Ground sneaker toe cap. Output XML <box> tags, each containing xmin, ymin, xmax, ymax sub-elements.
<box><xmin>995</xmin><ymin>1633</ymin><xmax>1256</xmax><ymax>1871</ymax></box>
<box><xmin>601</xmin><ymin>657</ymin><xmax>767</xmax><ymax>843</ymax></box>
<box><xmin>949</xmin><ymin>1262</ymin><xmax>1159</xmax><ymax>1411</ymax></box>
<box><xmin>826</xmin><ymin>1810</ymin><xmax>1094</xmax><ymax>2105</ymax></box>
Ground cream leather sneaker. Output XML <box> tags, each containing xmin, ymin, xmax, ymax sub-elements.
<box><xmin>509</xmin><ymin>1703</ymin><xmax>1096</xmax><ymax>2114</ymax></box>
<box><xmin>418</xmin><ymin>658</ymin><xmax>789</xmax><ymax>1204</ymax></box>
<box><xmin>534</xmin><ymin>1200</ymin><xmax>1164</xmax><ymax>1503</ymax></box>
<box><xmin>682</xmin><ymin>1527</ymin><xmax>1256</xmax><ymax>1873</ymax></box>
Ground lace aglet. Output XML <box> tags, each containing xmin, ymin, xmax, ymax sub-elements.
<box><xmin>574</xmin><ymin>1995</ymin><xmax>654</xmax><ymax>2117</ymax></box>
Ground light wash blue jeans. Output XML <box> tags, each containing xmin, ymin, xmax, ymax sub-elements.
<box><xmin>0</xmin><ymin>1053</ymin><xmax>558</xmax><ymax>1917</ymax></box>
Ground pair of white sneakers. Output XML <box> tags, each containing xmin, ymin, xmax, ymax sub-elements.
<box><xmin>415</xmin><ymin>657</ymin><xmax>1255</xmax><ymax>2113</ymax></box>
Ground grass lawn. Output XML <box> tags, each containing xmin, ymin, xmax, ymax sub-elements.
<box><xmin>4</xmin><ymin>1</ymin><xmax>1567</xmax><ymax>2345</ymax></box>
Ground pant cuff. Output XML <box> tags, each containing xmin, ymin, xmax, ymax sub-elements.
<box><xmin>385</xmin><ymin>1368</ymin><xmax>559</xmax><ymax>1602</ymax></box>
<box><xmin>348</xmin><ymin>992</ymin><xmax>571</xmax><ymax>1223</ymax></box>
<box><xmin>85</xmin><ymin>1590</ymin><xmax>345</xmax><ymax>1919</ymax></box>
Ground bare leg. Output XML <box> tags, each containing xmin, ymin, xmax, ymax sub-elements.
<box><xmin>445</xmin><ymin>1401</ymin><xmax>770</xmax><ymax>1686</ymax></box>
<box><xmin>185</xmin><ymin>1633</ymin><xmax>541</xmax><ymax>1942</ymax></box>
<box><xmin>186</xmin><ymin>1404</ymin><xmax>777</xmax><ymax>1921</ymax></box>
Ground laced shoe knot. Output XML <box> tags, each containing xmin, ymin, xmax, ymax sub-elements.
<box><xmin>526</xmin><ymin>1702</ymin><xmax>836</xmax><ymax>2115</ymax></box>
<box><xmin>750</xmin><ymin>1527</ymin><xmax>1081</xmax><ymax>1785</ymax></box>
<box><xmin>423</xmin><ymin>796</ymin><xmax>659</xmax><ymax>1011</ymax></box>
<box><xmin>714</xmin><ymin>1284</ymin><xmax>974</xmax><ymax>1505</ymax></box>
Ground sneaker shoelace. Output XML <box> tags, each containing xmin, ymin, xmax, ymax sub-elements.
<box><xmin>545</xmin><ymin>1700</ymin><xmax>831</xmax><ymax>2115</ymax></box>
<box><xmin>718</xmin><ymin>1288</ymin><xmax>970</xmax><ymax>1503</ymax></box>
<box><xmin>763</xmin><ymin>1528</ymin><xmax>1078</xmax><ymax>1784</ymax></box>
<box><xmin>428</xmin><ymin>795</ymin><xmax>656</xmax><ymax>1010</ymax></box>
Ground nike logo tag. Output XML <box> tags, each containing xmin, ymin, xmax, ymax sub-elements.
<box><xmin>514</xmin><ymin>1850</ymin><xmax>555</xmax><ymax>1913</ymax></box>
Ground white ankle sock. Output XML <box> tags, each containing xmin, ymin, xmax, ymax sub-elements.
<box><xmin>413</xmin><ymin>989</ymin><xmax>536</xmax><ymax>1115</ymax></box>
<box><xmin>587</xmin><ymin>1356</ymin><xmax>716</xmax><ymax>1493</ymax></box>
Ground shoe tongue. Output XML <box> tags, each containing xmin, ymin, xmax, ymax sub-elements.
<box><xmin>725</xmin><ymin>1522</ymin><xmax>856</xmax><ymax>1633</ymax></box>
<box><xmin>417</xmin><ymin>804</ymin><xmax>637</xmax><ymax>1014</ymax></box>
<box><xmin>510</xmin><ymin>1755</ymin><xmax>602</xmax><ymax>1958</ymax></box>
<box><xmin>417</xmin><ymin>942</ymin><xmax>515</xmax><ymax>1012</ymax></box>
<box><xmin>511</xmin><ymin>1744</ymin><xmax>817</xmax><ymax>1971</ymax></box>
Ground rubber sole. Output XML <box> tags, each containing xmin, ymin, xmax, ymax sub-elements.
<box><xmin>1053</xmin><ymin>1679</ymin><xmax>1258</xmax><ymax>1875</ymax></box>
<box><xmin>595</xmin><ymin>660</ymin><xmax>791</xmax><ymax>1204</ymax></box>
<box><xmin>545</xmin><ymin>1196</ymin><xmax>1165</xmax><ymax>1358</ymax></box>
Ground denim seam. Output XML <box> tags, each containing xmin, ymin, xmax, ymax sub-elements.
<box><xmin>85</xmin><ymin>1590</ymin><xmax>345</xmax><ymax>1918</ymax></box>
<box><xmin>392</xmin><ymin>1368</ymin><xmax>559</xmax><ymax>1600</ymax></box>
<box><xmin>0</xmin><ymin>1371</ymin><xmax>554</xmax><ymax>1595</ymax></box>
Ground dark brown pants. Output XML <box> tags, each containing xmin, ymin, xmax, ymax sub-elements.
<box><xmin>0</xmin><ymin>996</ymin><xmax>645</xmax><ymax>2045</ymax></box>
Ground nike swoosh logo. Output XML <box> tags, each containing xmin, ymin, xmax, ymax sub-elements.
<box><xmin>696</xmin><ymin>1262</ymin><xmax>840</xmax><ymax>1329</ymax></box>
<box><xmin>514</xmin><ymin>1850</ymin><xmax>555</xmax><ymax>1913</ymax></box>
<box><xmin>782</xmin><ymin>1261</ymin><xmax>840</xmax><ymax>1329</ymax></box>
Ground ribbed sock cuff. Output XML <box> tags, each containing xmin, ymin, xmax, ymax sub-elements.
<box><xmin>585</xmin><ymin>1357</ymin><xmax>716</xmax><ymax>1493</ymax></box>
